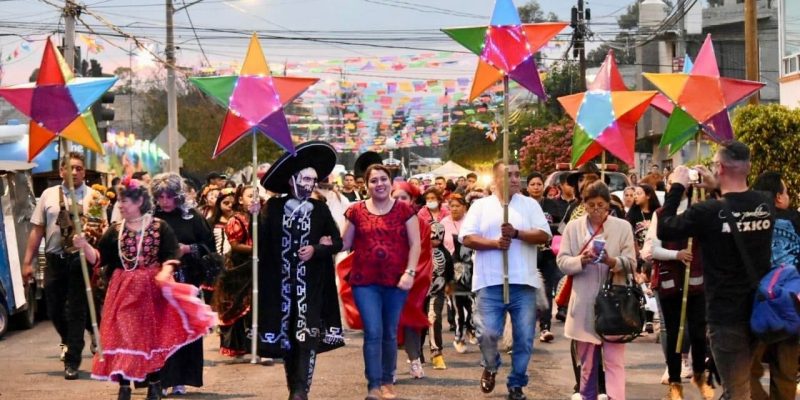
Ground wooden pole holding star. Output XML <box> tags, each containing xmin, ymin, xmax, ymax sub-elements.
<box><xmin>0</xmin><ymin>37</ymin><xmax>117</xmax><ymax>360</ymax></box>
<box><xmin>443</xmin><ymin>0</ymin><xmax>567</xmax><ymax>304</ymax></box>
<box><xmin>189</xmin><ymin>33</ymin><xmax>318</xmax><ymax>363</ymax></box>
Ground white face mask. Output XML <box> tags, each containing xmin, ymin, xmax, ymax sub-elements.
<box><xmin>426</xmin><ymin>200</ymin><xmax>439</xmax><ymax>210</ymax></box>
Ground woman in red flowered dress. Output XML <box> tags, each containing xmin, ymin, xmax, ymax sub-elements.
<box><xmin>78</xmin><ymin>179</ymin><xmax>216</xmax><ymax>400</ymax></box>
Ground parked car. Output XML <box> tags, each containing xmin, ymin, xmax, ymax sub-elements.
<box><xmin>543</xmin><ymin>163</ymin><xmax>631</xmax><ymax>193</ymax></box>
<box><xmin>0</xmin><ymin>161</ymin><xmax>41</xmax><ymax>338</ymax></box>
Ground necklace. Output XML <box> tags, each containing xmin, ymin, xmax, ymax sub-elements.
<box><xmin>118</xmin><ymin>214</ymin><xmax>150</xmax><ymax>271</ymax></box>
<box><xmin>128</xmin><ymin>215</ymin><xmax>145</xmax><ymax>223</ymax></box>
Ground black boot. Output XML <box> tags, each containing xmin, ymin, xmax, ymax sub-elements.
<box><xmin>146</xmin><ymin>381</ymin><xmax>162</xmax><ymax>400</ymax></box>
<box><xmin>117</xmin><ymin>386</ymin><xmax>132</xmax><ymax>400</ymax></box>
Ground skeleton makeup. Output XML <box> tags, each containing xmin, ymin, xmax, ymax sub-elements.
<box><xmin>290</xmin><ymin>167</ymin><xmax>318</xmax><ymax>200</ymax></box>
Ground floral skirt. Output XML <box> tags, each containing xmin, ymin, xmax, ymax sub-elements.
<box><xmin>91</xmin><ymin>267</ymin><xmax>217</xmax><ymax>382</ymax></box>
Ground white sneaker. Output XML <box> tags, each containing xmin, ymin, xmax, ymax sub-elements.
<box><xmin>570</xmin><ymin>392</ymin><xmax>581</xmax><ymax>400</ymax></box>
<box><xmin>410</xmin><ymin>358</ymin><xmax>424</xmax><ymax>379</ymax></box>
<box><xmin>453</xmin><ymin>340</ymin><xmax>467</xmax><ymax>354</ymax></box>
<box><xmin>661</xmin><ymin>367</ymin><xmax>670</xmax><ymax>385</ymax></box>
<box><xmin>681</xmin><ymin>357</ymin><xmax>692</xmax><ymax>379</ymax></box>
<box><xmin>172</xmin><ymin>385</ymin><xmax>187</xmax><ymax>395</ymax></box>
<box><xmin>598</xmin><ymin>395</ymin><xmax>609</xmax><ymax>400</ymax></box>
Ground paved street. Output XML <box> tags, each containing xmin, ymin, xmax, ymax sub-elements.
<box><xmin>0</xmin><ymin>319</ymin><xmax>735</xmax><ymax>400</ymax></box>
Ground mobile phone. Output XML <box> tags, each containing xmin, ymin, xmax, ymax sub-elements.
<box><xmin>688</xmin><ymin>168</ymin><xmax>701</xmax><ymax>184</ymax></box>
<box><xmin>592</xmin><ymin>239</ymin><xmax>606</xmax><ymax>263</ymax></box>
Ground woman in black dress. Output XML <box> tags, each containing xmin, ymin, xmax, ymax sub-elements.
<box><xmin>151</xmin><ymin>173</ymin><xmax>215</xmax><ymax>396</ymax></box>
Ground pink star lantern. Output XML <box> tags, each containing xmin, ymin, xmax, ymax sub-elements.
<box><xmin>190</xmin><ymin>34</ymin><xmax>319</xmax><ymax>157</ymax></box>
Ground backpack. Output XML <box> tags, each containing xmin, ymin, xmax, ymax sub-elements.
<box><xmin>723</xmin><ymin>205</ymin><xmax>800</xmax><ymax>341</ymax></box>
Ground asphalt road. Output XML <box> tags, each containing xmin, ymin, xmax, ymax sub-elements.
<box><xmin>0</xmin><ymin>319</ymin><xmax>734</xmax><ymax>400</ymax></box>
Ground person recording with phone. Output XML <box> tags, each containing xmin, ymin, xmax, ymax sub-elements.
<box><xmin>556</xmin><ymin>180</ymin><xmax>636</xmax><ymax>400</ymax></box>
<box><xmin>657</xmin><ymin>141</ymin><xmax>774</xmax><ymax>400</ymax></box>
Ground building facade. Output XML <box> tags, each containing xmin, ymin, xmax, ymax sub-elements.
<box><xmin>779</xmin><ymin>0</ymin><xmax>800</xmax><ymax>107</ymax></box>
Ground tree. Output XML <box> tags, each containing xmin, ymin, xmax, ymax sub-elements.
<box><xmin>446</xmin><ymin>111</ymin><xmax>499</xmax><ymax>169</ymax></box>
<box><xmin>732</xmin><ymin>104</ymin><xmax>800</xmax><ymax>195</ymax></box>
<box><xmin>541</xmin><ymin>62</ymin><xmax>583</xmax><ymax>119</ymax></box>
<box><xmin>517</xmin><ymin>0</ymin><xmax>559</xmax><ymax>23</ymax></box>
<box><xmin>519</xmin><ymin>120</ymin><xmax>573</xmax><ymax>175</ymax></box>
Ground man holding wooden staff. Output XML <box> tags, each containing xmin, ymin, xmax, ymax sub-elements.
<box><xmin>460</xmin><ymin>160</ymin><xmax>551</xmax><ymax>400</ymax></box>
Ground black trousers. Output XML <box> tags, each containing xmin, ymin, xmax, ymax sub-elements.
<box><xmin>284</xmin><ymin>343</ymin><xmax>318</xmax><ymax>394</ymax></box>
<box><xmin>45</xmin><ymin>253</ymin><xmax>87</xmax><ymax>368</ymax></box>
<box><xmin>424</xmin><ymin>292</ymin><xmax>445</xmax><ymax>355</ymax></box>
<box><xmin>659</xmin><ymin>293</ymin><xmax>707</xmax><ymax>383</ymax></box>
<box><xmin>453</xmin><ymin>292</ymin><xmax>474</xmax><ymax>342</ymax></box>
<box><xmin>537</xmin><ymin>255</ymin><xmax>562</xmax><ymax>331</ymax></box>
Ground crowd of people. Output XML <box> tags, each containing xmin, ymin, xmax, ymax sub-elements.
<box><xmin>17</xmin><ymin>140</ymin><xmax>800</xmax><ymax>400</ymax></box>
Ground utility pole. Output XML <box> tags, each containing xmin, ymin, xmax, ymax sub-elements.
<box><xmin>744</xmin><ymin>0</ymin><xmax>760</xmax><ymax>105</ymax></box>
<box><xmin>62</xmin><ymin>0</ymin><xmax>78</xmax><ymax>161</ymax></box>
<box><xmin>165</xmin><ymin>0</ymin><xmax>179</xmax><ymax>172</ymax></box>
<box><xmin>571</xmin><ymin>0</ymin><xmax>590</xmax><ymax>91</ymax></box>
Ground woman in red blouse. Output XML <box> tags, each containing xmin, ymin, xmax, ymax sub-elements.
<box><xmin>341</xmin><ymin>165</ymin><xmax>421</xmax><ymax>400</ymax></box>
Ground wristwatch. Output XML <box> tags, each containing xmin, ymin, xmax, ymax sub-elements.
<box><xmin>404</xmin><ymin>268</ymin><xmax>416</xmax><ymax>277</ymax></box>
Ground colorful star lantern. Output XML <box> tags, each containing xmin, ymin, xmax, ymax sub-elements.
<box><xmin>441</xmin><ymin>0</ymin><xmax>567</xmax><ymax>101</ymax></box>
<box><xmin>558</xmin><ymin>51</ymin><xmax>658</xmax><ymax>166</ymax></box>
<box><xmin>0</xmin><ymin>37</ymin><xmax>117</xmax><ymax>161</ymax></box>
<box><xmin>189</xmin><ymin>33</ymin><xmax>319</xmax><ymax>157</ymax></box>
<box><xmin>644</xmin><ymin>34</ymin><xmax>765</xmax><ymax>156</ymax></box>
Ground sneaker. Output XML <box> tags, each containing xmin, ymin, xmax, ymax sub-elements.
<box><xmin>570</xmin><ymin>393</ymin><xmax>581</xmax><ymax>400</ymax></box>
<box><xmin>661</xmin><ymin>367</ymin><xmax>670</xmax><ymax>385</ymax></box>
<box><xmin>666</xmin><ymin>383</ymin><xmax>683</xmax><ymax>400</ymax></box>
<box><xmin>171</xmin><ymin>385</ymin><xmax>187</xmax><ymax>395</ymax></box>
<box><xmin>555</xmin><ymin>308</ymin><xmax>567</xmax><ymax>322</ymax></box>
<box><xmin>410</xmin><ymin>359</ymin><xmax>425</xmax><ymax>379</ymax></box>
<box><xmin>680</xmin><ymin>358</ymin><xmax>692</xmax><ymax>379</ymax></box>
<box><xmin>467</xmin><ymin>331</ymin><xmax>478</xmax><ymax>345</ymax></box>
<box><xmin>691</xmin><ymin>373</ymin><xmax>715</xmax><ymax>400</ymax></box>
<box><xmin>598</xmin><ymin>395</ymin><xmax>609</xmax><ymax>400</ymax></box>
<box><xmin>59</xmin><ymin>344</ymin><xmax>67</xmax><ymax>362</ymax></box>
<box><xmin>539</xmin><ymin>329</ymin><xmax>554</xmax><ymax>343</ymax></box>
<box><xmin>365</xmin><ymin>388</ymin><xmax>381</xmax><ymax>400</ymax></box>
<box><xmin>380</xmin><ymin>384</ymin><xmax>397</xmax><ymax>399</ymax></box>
<box><xmin>431</xmin><ymin>354</ymin><xmax>447</xmax><ymax>370</ymax></box>
<box><xmin>645</xmin><ymin>322</ymin><xmax>655</xmax><ymax>334</ymax></box>
<box><xmin>507</xmin><ymin>387</ymin><xmax>527</xmax><ymax>400</ymax></box>
<box><xmin>453</xmin><ymin>340</ymin><xmax>467</xmax><ymax>354</ymax></box>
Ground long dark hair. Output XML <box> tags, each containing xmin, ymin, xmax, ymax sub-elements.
<box><xmin>207</xmin><ymin>187</ymin><xmax>236</xmax><ymax>226</ymax></box>
<box><xmin>632</xmin><ymin>183</ymin><xmax>661</xmax><ymax>214</ymax></box>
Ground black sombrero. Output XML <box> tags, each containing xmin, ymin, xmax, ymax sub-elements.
<box><xmin>566</xmin><ymin>162</ymin><xmax>611</xmax><ymax>189</ymax></box>
<box><xmin>353</xmin><ymin>151</ymin><xmax>383</xmax><ymax>178</ymax></box>
<box><xmin>261</xmin><ymin>141</ymin><xmax>337</xmax><ymax>194</ymax></box>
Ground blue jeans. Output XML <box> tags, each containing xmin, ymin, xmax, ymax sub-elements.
<box><xmin>352</xmin><ymin>285</ymin><xmax>408</xmax><ymax>390</ymax></box>
<box><xmin>474</xmin><ymin>284</ymin><xmax>537</xmax><ymax>389</ymax></box>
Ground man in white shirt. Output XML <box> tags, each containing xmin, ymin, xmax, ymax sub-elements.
<box><xmin>460</xmin><ymin>161</ymin><xmax>552</xmax><ymax>400</ymax></box>
<box><xmin>21</xmin><ymin>151</ymin><xmax>97</xmax><ymax>381</ymax></box>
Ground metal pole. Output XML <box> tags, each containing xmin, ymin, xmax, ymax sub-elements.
<box><xmin>577</xmin><ymin>0</ymin><xmax>587</xmax><ymax>91</ymax></box>
<box><xmin>250</xmin><ymin>131</ymin><xmax>260</xmax><ymax>363</ymax></box>
<box><xmin>600</xmin><ymin>151</ymin><xmax>606</xmax><ymax>180</ymax></box>
<box><xmin>63</xmin><ymin>0</ymin><xmax>103</xmax><ymax>360</ymax></box>
<box><xmin>744</xmin><ymin>0</ymin><xmax>760</xmax><ymax>105</ymax></box>
<box><xmin>502</xmin><ymin>75</ymin><xmax>510</xmax><ymax>304</ymax></box>
<box><xmin>166</xmin><ymin>0</ymin><xmax>180</xmax><ymax>172</ymax></box>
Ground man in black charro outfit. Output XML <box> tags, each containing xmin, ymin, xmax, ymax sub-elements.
<box><xmin>257</xmin><ymin>141</ymin><xmax>345</xmax><ymax>400</ymax></box>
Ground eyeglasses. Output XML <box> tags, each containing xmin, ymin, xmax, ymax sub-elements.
<box><xmin>584</xmin><ymin>203</ymin><xmax>609</xmax><ymax>213</ymax></box>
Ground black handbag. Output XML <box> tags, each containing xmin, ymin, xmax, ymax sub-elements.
<box><xmin>197</xmin><ymin>243</ymin><xmax>224</xmax><ymax>288</ymax></box>
<box><xmin>594</xmin><ymin>257</ymin><xmax>646</xmax><ymax>343</ymax></box>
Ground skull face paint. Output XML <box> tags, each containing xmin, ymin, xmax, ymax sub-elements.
<box><xmin>290</xmin><ymin>167</ymin><xmax>318</xmax><ymax>200</ymax></box>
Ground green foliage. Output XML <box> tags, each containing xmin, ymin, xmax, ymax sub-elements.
<box><xmin>732</xmin><ymin>104</ymin><xmax>800</xmax><ymax>195</ymax></box>
<box><xmin>519</xmin><ymin>120</ymin><xmax>573</xmax><ymax>175</ymax></box>
<box><xmin>139</xmin><ymin>80</ymin><xmax>282</xmax><ymax>175</ymax></box>
<box><xmin>542</xmin><ymin>62</ymin><xmax>583</xmax><ymax>119</ymax></box>
<box><xmin>585</xmin><ymin>36</ymin><xmax>636</xmax><ymax>68</ymax></box>
<box><xmin>446</xmin><ymin>112</ymin><xmax>499</xmax><ymax>169</ymax></box>
<box><xmin>517</xmin><ymin>0</ymin><xmax>559</xmax><ymax>23</ymax></box>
